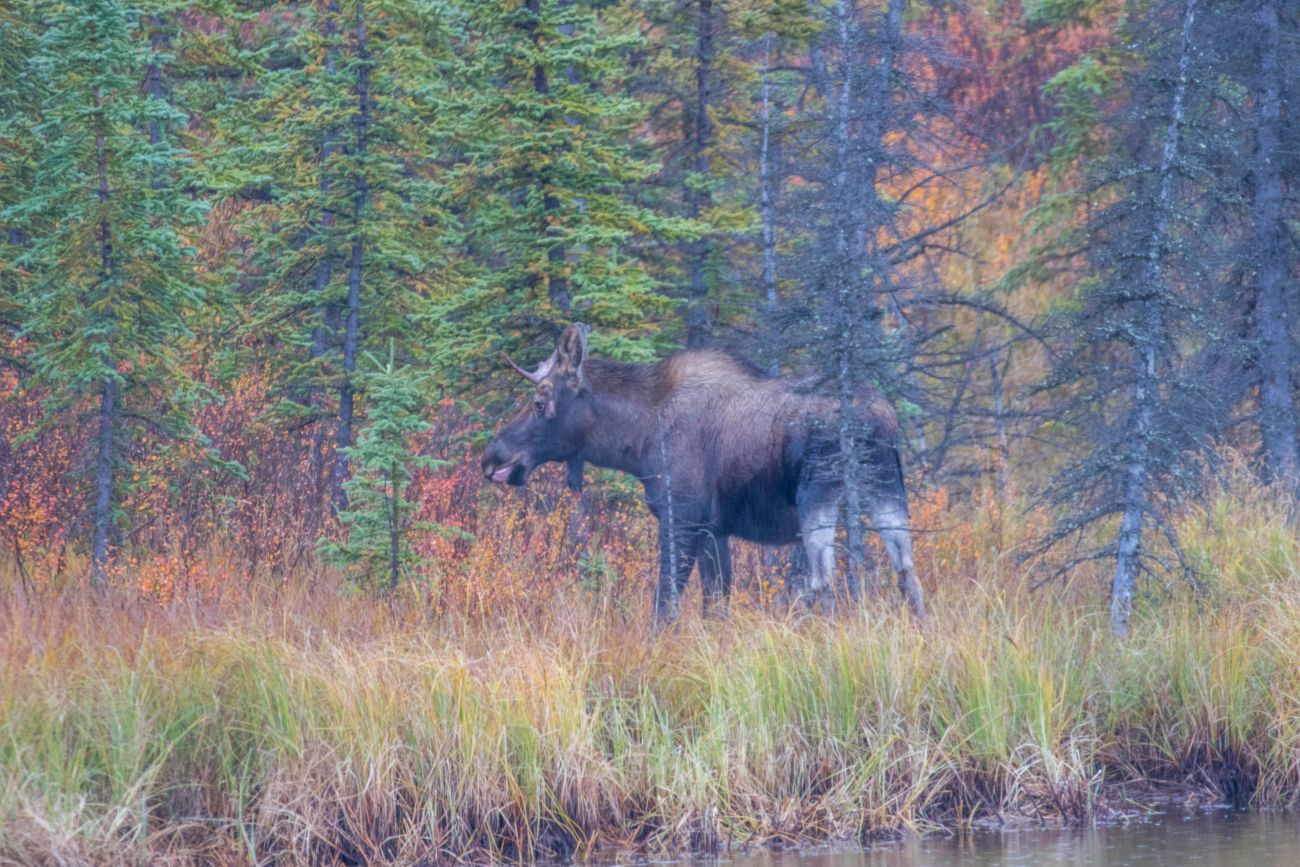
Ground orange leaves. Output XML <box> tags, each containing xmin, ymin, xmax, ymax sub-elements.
<box><xmin>3</xmin><ymin>347</ymin><xmax>1044</xmax><ymax>617</ymax></box>
<box><xmin>404</xmin><ymin>458</ymin><xmax>652</xmax><ymax>618</ymax></box>
<box><xmin>0</xmin><ymin>344</ymin><xmax>78</xmax><ymax>585</ymax></box>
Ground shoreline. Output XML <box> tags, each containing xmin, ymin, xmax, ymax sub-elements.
<box><xmin>3</xmin><ymin>578</ymin><xmax>1298</xmax><ymax>865</ymax></box>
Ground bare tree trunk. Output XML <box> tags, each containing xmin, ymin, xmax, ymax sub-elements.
<box><xmin>758</xmin><ymin>32</ymin><xmax>786</xmax><ymax>581</ymax></box>
<box><xmin>1111</xmin><ymin>0</ymin><xmax>1197</xmax><ymax>637</ymax></box>
<box><xmin>859</xmin><ymin>0</ymin><xmax>904</xmax><ymax>235</ymax></box>
<box><xmin>830</xmin><ymin>0</ymin><xmax>905</xmax><ymax>601</ymax></box>
<box><xmin>331</xmin><ymin>0</ymin><xmax>370</xmax><ymax>514</ymax></box>
<box><xmin>684</xmin><ymin>0</ymin><xmax>715</xmax><ymax>348</ymax></box>
<box><xmin>1250</xmin><ymin>0</ymin><xmax>1298</xmax><ymax>495</ymax></box>
<box><xmin>829</xmin><ymin>0</ymin><xmax>865</xmax><ymax>603</ymax></box>
<box><xmin>91</xmin><ymin>89</ymin><xmax>116</xmax><ymax>593</ymax></box>
<box><xmin>867</xmin><ymin>0</ymin><xmax>928</xmax><ymax>478</ymax></box>
<box><xmin>989</xmin><ymin>344</ymin><xmax>1011</xmax><ymax>497</ymax></box>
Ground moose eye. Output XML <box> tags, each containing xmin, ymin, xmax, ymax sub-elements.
<box><xmin>533</xmin><ymin>398</ymin><xmax>547</xmax><ymax>416</ymax></box>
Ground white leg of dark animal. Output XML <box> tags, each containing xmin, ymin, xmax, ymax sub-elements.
<box><xmin>698</xmin><ymin>532</ymin><xmax>731</xmax><ymax>619</ymax></box>
<box><xmin>870</xmin><ymin>499</ymin><xmax>926</xmax><ymax>622</ymax></box>
<box><xmin>798</xmin><ymin>495</ymin><xmax>839</xmax><ymax>615</ymax></box>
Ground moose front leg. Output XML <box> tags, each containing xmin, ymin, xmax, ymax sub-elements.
<box><xmin>564</xmin><ymin>457</ymin><xmax>590</xmax><ymax>547</ymax></box>
<box><xmin>697</xmin><ymin>532</ymin><xmax>732</xmax><ymax>619</ymax></box>
<box><xmin>564</xmin><ymin>457</ymin><xmax>585</xmax><ymax>492</ymax></box>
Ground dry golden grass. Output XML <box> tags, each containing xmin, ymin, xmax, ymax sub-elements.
<box><xmin>1</xmin><ymin>466</ymin><xmax>1298</xmax><ymax>865</ymax></box>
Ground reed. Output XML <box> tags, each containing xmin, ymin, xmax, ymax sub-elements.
<box><xmin>1</xmin><ymin>477</ymin><xmax>1297</xmax><ymax>865</ymax></box>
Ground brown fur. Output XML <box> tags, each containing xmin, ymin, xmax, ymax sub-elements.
<box><xmin>482</xmin><ymin>325</ymin><xmax>924</xmax><ymax>624</ymax></box>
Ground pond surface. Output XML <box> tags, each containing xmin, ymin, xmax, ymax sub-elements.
<box><xmin>671</xmin><ymin>808</ymin><xmax>1300</xmax><ymax>867</ymax></box>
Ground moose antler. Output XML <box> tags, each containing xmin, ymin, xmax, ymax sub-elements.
<box><xmin>503</xmin><ymin>354</ymin><xmax>540</xmax><ymax>383</ymax></box>
<box><xmin>502</xmin><ymin>350</ymin><xmax>557</xmax><ymax>384</ymax></box>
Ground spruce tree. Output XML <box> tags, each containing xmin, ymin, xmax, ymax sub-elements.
<box><xmin>3</xmin><ymin>0</ymin><xmax>208</xmax><ymax>589</ymax></box>
<box><xmin>634</xmin><ymin>0</ymin><xmax>770</xmax><ymax>347</ymax></box>
<box><xmin>766</xmin><ymin>0</ymin><xmax>923</xmax><ymax>603</ymax></box>
<box><xmin>0</xmin><ymin>0</ymin><xmax>38</xmax><ymax>329</ymax></box>
<box><xmin>436</xmin><ymin>0</ymin><xmax>677</xmax><ymax>375</ymax></box>
<box><xmin>319</xmin><ymin>343</ymin><xmax>443</xmax><ymax>590</ymax></box>
<box><xmin>1034</xmin><ymin>0</ymin><xmax>1245</xmax><ymax>634</ymax></box>
<box><xmin>212</xmin><ymin>0</ymin><xmax>462</xmax><ymax>512</ymax></box>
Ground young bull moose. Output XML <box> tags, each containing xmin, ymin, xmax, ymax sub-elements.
<box><xmin>481</xmin><ymin>324</ymin><xmax>926</xmax><ymax>625</ymax></box>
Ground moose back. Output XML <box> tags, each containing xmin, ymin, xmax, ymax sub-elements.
<box><xmin>481</xmin><ymin>325</ymin><xmax>926</xmax><ymax>624</ymax></box>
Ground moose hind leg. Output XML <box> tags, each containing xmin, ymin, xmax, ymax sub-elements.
<box><xmin>798</xmin><ymin>491</ymin><xmax>839</xmax><ymax>614</ymax></box>
<box><xmin>697</xmin><ymin>532</ymin><xmax>732</xmax><ymax>619</ymax></box>
<box><xmin>870</xmin><ymin>499</ymin><xmax>926</xmax><ymax>622</ymax></box>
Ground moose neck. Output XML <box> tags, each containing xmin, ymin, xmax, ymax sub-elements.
<box><xmin>575</xmin><ymin>358</ymin><xmax>665</xmax><ymax>478</ymax></box>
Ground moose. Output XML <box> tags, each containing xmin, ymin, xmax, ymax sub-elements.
<box><xmin>481</xmin><ymin>324</ymin><xmax>926</xmax><ymax>625</ymax></box>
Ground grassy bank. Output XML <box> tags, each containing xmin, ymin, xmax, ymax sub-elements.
<box><xmin>2</xmin><ymin>484</ymin><xmax>1298</xmax><ymax>865</ymax></box>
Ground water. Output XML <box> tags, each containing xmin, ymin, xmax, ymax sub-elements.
<box><xmin>673</xmin><ymin>809</ymin><xmax>1300</xmax><ymax>867</ymax></box>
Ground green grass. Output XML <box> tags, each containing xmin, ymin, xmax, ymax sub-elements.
<box><xmin>1</xmin><ymin>484</ymin><xmax>1298</xmax><ymax>864</ymax></box>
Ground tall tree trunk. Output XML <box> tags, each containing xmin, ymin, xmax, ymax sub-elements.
<box><xmin>1111</xmin><ymin>0</ymin><xmax>1197</xmax><ymax>637</ymax></box>
<box><xmin>758</xmin><ymin>32</ymin><xmax>779</xmax><ymax>374</ymax></box>
<box><xmin>1250</xmin><ymin>0</ymin><xmax>1298</xmax><ymax>494</ymax></box>
<box><xmin>866</xmin><ymin>0</ymin><xmax>924</xmax><ymax>473</ymax></box>
<box><xmin>684</xmin><ymin>0</ymin><xmax>714</xmax><ymax>347</ymax></box>
<box><xmin>758</xmin><ymin>38</ymin><xmax>794</xmax><ymax>587</ymax></box>
<box><xmin>91</xmin><ymin>90</ymin><xmax>116</xmax><ymax>592</ymax></box>
<box><xmin>388</xmin><ymin>465</ymin><xmax>400</xmax><ymax>590</ymax></box>
<box><xmin>143</xmin><ymin>15</ymin><xmax>168</xmax><ymax>149</ymax></box>
<box><xmin>331</xmin><ymin>0</ymin><xmax>370</xmax><ymax>514</ymax></box>
<box><xmin>856</xmin><ymin>0</ymin><xmax>903</xmax><ymax>351</ymax></box>
<box><xmin>92</xmin><ymin>375</ymin><xmax>117</xmax><ymax>593</ymax></box>
<box><xmin>525</xmin><ymin>0</ymin><xmax>570</xmax><ymax>312</ymax></box>
<box><xmin>870</xmin><ymin>0</ymin><xmax>933</xmax><ymax>476</ymax></box>
<box><xmin>860</xmin><ymin>0</ymin><xmax>903</xmax><ymax>205</ymax></box>
<box><xmin>832</xmin><ymin>0</ymin><xmax>905</xmax><ymax>600</ymax></box>
<box><xmin>312</xmin><ymin>0</ymin><xmax>342</xmax><ymax>494</ymax></box>
<box><xmin>829</xmin><ymin>0</ymin><xmax>864</xmax><ymax>602</ymax></box>
<box><xmin>990</xmin><ymin>344</ymin><xmax>1011</xmax><ymax>497</ymax></box>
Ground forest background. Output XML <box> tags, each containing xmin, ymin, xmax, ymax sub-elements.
<box><xmin>1</xmin><ymin>0</ymin><xmax>1300</xmax><ymax>862</ymax></box>
<box><xmin>3</xmin><ymin>0</ymin><xmax>1294</xmax><ymax>617</ymax></box>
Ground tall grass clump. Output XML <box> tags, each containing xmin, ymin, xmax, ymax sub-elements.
<box><xmin>1</xmin><ymin>475</ymin><xmax>1298</xmax><ymax>865</ymax></box>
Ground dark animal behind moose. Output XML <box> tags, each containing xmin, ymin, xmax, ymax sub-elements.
<box><xmin>481</xmin><ymin>324</ymin><xmax>926</xmax><ymax>625</ymax></box>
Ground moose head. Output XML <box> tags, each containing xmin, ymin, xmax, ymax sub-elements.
<box><xmin>481</xmin><ymin>324</ymin><xmax>592</xmax><ymax>487</ymax></box>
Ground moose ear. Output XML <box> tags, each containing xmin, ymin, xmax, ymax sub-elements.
<box><xmin>554</xmin><ymin>323</ymin><xmax>589</xmax><ymax>384</ymax></box>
